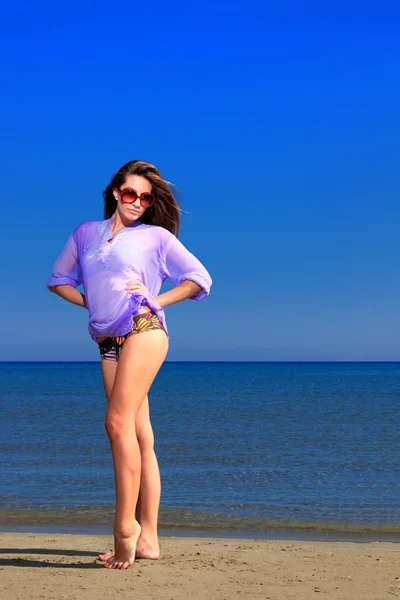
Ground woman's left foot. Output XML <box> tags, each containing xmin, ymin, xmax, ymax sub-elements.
<box><xmin>99</xmin><ymin>532</ymin><xmax>160</xmax><ymax>562</ymax></box>
<box><xmin>104</xmin><ymin>521</ymin><xmax>141</xmax><ymax>570</ymax></box>
<box><xmin>135</xmin><ymin>534</ymin><xmax>160</xmax><ymax>559</ymax></box>
<box><xmin>98</xmin><ymin>550</ymin><xmax>115</xmax><ymax>562</ymax></box>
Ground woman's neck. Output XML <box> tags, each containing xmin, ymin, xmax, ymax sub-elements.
<box><xmin>110</xmin><ymin>211</ymin><xmax>134</xmax><ymax>232</ymax></box>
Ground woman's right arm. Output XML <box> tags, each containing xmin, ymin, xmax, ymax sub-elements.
<box><xmin>47</xmin><ymin>231</ymin><xmax>87</xmax><ymax>309</ymax></box>
<box><xmin>49</xmin><ymin>285</ymin><xmax>87</xmax><ymax>308</ymax></box>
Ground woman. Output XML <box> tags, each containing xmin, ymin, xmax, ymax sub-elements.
<box><xmin>47</xmin><ymin>160</ymin><xmax>212</xmax><ymax>570</ymax></box>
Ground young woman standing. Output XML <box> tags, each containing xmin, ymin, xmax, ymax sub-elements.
<box><xmin>47</xmin><ymin>160</ymin><xmax>212</xmax><ymax>570</ymax></box>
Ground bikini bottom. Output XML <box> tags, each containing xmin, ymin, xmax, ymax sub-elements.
<box><xmin>97</xmin><ymin>309</ymin><xmax>166</xmax><ymax>362</ymax></box>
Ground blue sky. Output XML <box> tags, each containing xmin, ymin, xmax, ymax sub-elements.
<box><xmin>1</xmin><ymin>1</ymin><xmax>400</xmax><ymax>361</ymax></box>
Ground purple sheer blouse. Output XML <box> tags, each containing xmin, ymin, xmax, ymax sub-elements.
<box><xmin>47</xmin><ymin>218</ymin><xmax>212</xmax><ymax>340</ymax></box>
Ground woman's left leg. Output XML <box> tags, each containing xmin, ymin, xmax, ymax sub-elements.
<box><xmin>98</xmin><ymin>359</ymin><xmax>162</xmax><ymax>561</ymax></box>
<box><xmin>104</xmin><ymin>328</ymin><xmax>168</xmax><ymax>570</ymax></box>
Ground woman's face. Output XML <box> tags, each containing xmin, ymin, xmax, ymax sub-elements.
<box><xmin>113</xmin><ymin>175</ymin><xmax>152</xmax><ymax>222</ymax></box>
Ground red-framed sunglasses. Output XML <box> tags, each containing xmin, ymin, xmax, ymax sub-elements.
<box><xmin>119</xmin><ymin>187</ymin><xmax>155</xmax><ymax>208</ymax></box>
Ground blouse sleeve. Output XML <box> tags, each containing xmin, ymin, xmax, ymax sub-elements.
<box><xmin>47</xmin><ymin>231</ymin><xmax>82</xmax><ymax>289</ymax></box>
<box><xmin>161</xmin><ymin>234</ymin><xmax>212</xmax><ymax>300</ymax></box>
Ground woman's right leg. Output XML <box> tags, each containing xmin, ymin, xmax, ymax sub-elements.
<box><xmin>98</xmin><ymin>349</ymin><xmax>162</xmax><ymax>561</ymax></box>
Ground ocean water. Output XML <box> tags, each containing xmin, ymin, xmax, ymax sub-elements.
<box><xmin>1</xmin><ymin>362</ymin><xmax>399</xmax><ymax>533</ymax></box>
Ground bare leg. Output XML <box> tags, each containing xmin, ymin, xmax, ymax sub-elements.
<box><xmin>98</xmin><ymin>361</ymin><xmax>161</xmax><ymax>560</ymax></box>
<box><xmin>134</xmin><ymin>399</ymin><xmax>161</xmax><ymax>559</ymax></box>
<box><xmin>103</xmin><ymin>329</ymin><xmax>168</xmax><ymax>569</ymax></box>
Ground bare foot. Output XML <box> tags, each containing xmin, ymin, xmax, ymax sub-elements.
<box><xmin>98</xmin><ymin>550</ymin><xmax>115</xmax><ymax>562</ymax></box>
<box><xmin>99</xmin><ymin>533</ymin><xmax>160</xmax><ymax>561</ymax></box>
<box><xmin>104</xmin><ymin>521</ymin><xmax>141</xmax><ymax>570</ymax></box>
<box><xmin>135</xmin><ymin>534</ymin><xmax>160</xmax><ymax>559</ymax></box>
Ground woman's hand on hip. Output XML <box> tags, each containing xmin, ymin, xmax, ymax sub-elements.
<box><xmin>125</xmin><ymin>280</ymin><xmax>150</xmax><ymax>295</ymax></box>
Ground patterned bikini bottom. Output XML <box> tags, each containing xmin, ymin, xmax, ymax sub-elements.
<box><xmin>97</xmin><ymin>309</ymin><xmax>166</xmax><ymax>362</ymax></box>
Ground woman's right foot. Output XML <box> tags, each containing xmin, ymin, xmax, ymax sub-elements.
<box><xmin>104</xmin><ymin>521</ymin><xmax>141</xmax><ymax>570</ymax></box>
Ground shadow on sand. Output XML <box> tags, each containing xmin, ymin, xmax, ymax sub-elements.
<box><xmin>0</xmin><ymin>547</ymin><xmax>105</xmax><ymax>569</ymax></box>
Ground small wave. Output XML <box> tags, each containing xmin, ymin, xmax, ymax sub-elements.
<box><xmin>1</xmin><ymin>506</ymin><xmax>400</xmax><ymax>540</ymax></box>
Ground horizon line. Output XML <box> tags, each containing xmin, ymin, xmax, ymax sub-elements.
<box><xmin>2</xmin><ymin>360</ymin><xmax>400</xmax><ymax>364</ymax></box>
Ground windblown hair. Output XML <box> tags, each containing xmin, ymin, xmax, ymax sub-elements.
<box><xmin>103</xmin><ymin>160</ymin><xmax>181</xmax><ymax>236</ymax></box>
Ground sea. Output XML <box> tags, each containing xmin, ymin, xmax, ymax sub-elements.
<box><xmin>1</xmin><ymin>361</ymin><xmax>399</xmax><ymax>539</ymax></box>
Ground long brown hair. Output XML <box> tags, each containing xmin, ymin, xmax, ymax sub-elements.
<box><xmin>103</xmin><ymin>160</ymin><xmax>181</xmax><ymax>236</ymax></box>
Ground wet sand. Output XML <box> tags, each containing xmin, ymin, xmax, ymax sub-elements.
<box><xmin>0</xmin><ymin>531</ymin><xmax>399</xmax><ymax>599</ymax></box>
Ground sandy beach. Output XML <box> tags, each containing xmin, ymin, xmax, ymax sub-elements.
<box><xmin>0</xmin><ymin>532</ymin><xmax>398</xmax><ymax>600</ymax></box>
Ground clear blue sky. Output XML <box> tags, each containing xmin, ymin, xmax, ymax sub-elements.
<box><xmin>1</xmin><ymin>1</ymin><xmax>400</xmax><ymax>361</ymax></box>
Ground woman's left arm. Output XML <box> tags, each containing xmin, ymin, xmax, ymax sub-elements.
<box><xmin>156</xmin><ymin>279</ymin><xmax>203</xmax><ymax>309</ymax></box>
<box><xmin>125</xmin><ymin>232</ymin><xmax>212</xmax><ymax>308</ymax></box>
<box><xmin>125</xmin><ymin>278</ymin><xmax>202</xmax><ymax>308</ymax></box>
<box><xmin>157</xmin><ymin>233</ymin><xmax>212</xmax><ymax>308</ymax></box>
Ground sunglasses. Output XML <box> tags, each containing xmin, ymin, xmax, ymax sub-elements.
<box><xmin>119</xmin><ymin>187</ymin><xmax>155</xmax><ymax>208</ymax></box>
